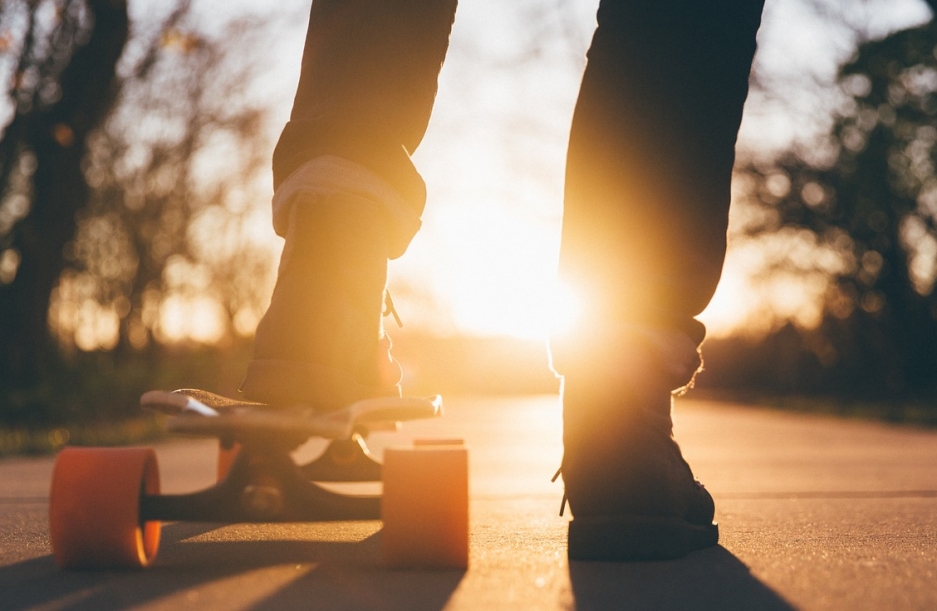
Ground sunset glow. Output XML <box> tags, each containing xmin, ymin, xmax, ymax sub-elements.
<box><xmin>49</xmin><ymin>0</ymin><xmax>932</xmax><ymax>350</ymax></box>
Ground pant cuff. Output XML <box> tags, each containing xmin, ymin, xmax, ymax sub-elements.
<box><xmin>272</xmin><ymin>156</ymin><xmax>422</xmax><ymax>259</ymax></box>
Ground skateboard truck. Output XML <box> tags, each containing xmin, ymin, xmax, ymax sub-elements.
<box><xmin>139</xmin><ymin>444</ymin><xmax>381</xmax><ymax>524</ymax></box>
<box><xmin>300</xmin><ymin>434</ymin><xmax>383</xmax><ymax>482</ymax></box>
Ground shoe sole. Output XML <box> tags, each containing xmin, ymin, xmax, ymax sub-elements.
<box><xmin>567</xmin><ymin>515</ymin><xmax>719</xmax><ymax>561</ymax></box>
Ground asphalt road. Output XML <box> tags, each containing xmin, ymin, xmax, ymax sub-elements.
<box><xmin>1</xmin><ymin>395</ymin><xmax>935</xmax><ymax>611</ymax></box>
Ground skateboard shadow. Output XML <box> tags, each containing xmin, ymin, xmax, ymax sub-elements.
<box><xmin>0</xmin><ymin>523</ymin><xmax>463</xmax><ymax>611</ymax></box>
<box><xmin>241</xmin><ymin>554</ymin><xmax>465</xmax><ymax>611</ymax></box>
<box><xmin>568</xmin><ymin>545</ymin><xmax>798</xmax><ymax>611</ymax></box>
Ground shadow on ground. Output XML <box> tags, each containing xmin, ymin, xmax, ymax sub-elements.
<box><xmin>569</xmin><ymin>546</ymin><xmax>797</xmax><ymax>611</ymax></box>
<box><xmin>0</xmin><ymin>523</ymin><xmax>464</xmax><ymax>611</ymax></box>
<box><xmin>2</xmin><ymin>524</ymin><xmax>793</xmax><ymax>611</ymax></box>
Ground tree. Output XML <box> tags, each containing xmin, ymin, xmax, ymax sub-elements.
<box><xmin>0</xmin><ymin>0</ymin><xmax>131</xmax><ymax>388</ymax></box>
<box><xmin>0</xmin><ymin>1</ymin><xmax>275</xmax><ymax>398</ymax></box>
<box><xmin>59</xmin><ymin>12</ymin><xmax>273</xmax><ymax>356</ymax></box>
<box><xmin>739</xmin><ymin>13</ymin><xmax>937</xmax><ymax>396</ymax></box>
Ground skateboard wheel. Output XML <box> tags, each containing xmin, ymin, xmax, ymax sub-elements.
<box><xmin>217</xmin><ymin>442</ymin><xmax>242</xmax><ymax>481</ymax></box>
<box><xmin>49</xmin><ymin>447</ymin><xmax>161</xmax><ymax>569</ymax></box>
<box><xmin>382</xmin><ymin>440</ymin><xmax>468</xmax><ymax>569</ymax></box>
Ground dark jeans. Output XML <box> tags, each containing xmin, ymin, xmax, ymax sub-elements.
<box><xmin>273</xmin><ymin>0</ymin><xmax>765</xmax><ymax>352</ymax></box>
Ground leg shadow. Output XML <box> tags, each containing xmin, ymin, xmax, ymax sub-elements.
<box><xmin>242</xmin><ymin>553</ymin><xmax>464</xmax><ymax>611</ymax></box>
<box><xmin>0</xmin><ymin>524</ymin><xmax>462</xmax><ymax>611</ymax></box>
<box><xmin>568</xmin><ymin>546</ymin><xmax>798</xmax><ymax>611</ymax></box>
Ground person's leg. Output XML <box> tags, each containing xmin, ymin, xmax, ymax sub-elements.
<box><xmin>552</xmin><ymin>0</ymin><xmax>765</xmax><ymax>560</ymax></box>
<box><xmin>242</xmin><ymin>0</ymin><xmax>458</xmax><ymax>407</ymax></box>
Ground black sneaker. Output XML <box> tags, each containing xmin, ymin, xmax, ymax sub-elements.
<box><xmin>241</xmin><ymin>193</ymin><xmax>401</xmax><ymax>409</ymax></box>
<box><xmin>553</xmin><ymin>325</ymin><xmax>718</xmax><ymax>561</ymax></box>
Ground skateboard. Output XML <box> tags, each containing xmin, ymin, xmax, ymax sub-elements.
<box><xmin>48</xmin><ymin>390</ymin><xmax>468</xmax><ymax>570</ymax></box>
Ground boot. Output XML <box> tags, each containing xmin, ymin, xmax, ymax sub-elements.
<box><xmin>241</xmin><ymin>162</ymin><xmax>407</xmax><ymax>409</ymax></box>
<box><xmin>552</xmin><ymin>324</ymin><xmax>718</xmax><ymax>561</ymax></box>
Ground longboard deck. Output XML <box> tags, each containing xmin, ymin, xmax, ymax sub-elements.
<box><xmin>141</xmin><ymin>389</ymin><xmax>442</xmax><ymax>441</ymax></box>
<box><xmin>167</xmin><ymin>389</ymin><xmax>265</xmax><ymax>411</ymax></box>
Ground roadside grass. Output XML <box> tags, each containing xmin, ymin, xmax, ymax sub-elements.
<box><xmin>3</xmin><ymin>335</ymin><xmax>936</xmax><ymax>457</ymax></box>
<box><xmin>691</xmin><ymin>389</ymin><xmax>937</xmax><ymax>429</ymax></box>
<box><xmin>0</xmin><ymin>416</ymin><xmax>167</xmax><ymax>457</ymax></box>
<box><xmin>0</xmin><ymin>342</ymin><xmax>252</xmax><ymax>457</ymax></box>
<box><xmin>766</xmin><ymin>395</ymin><xmax>937</xmax><ymax>428</ymax></box>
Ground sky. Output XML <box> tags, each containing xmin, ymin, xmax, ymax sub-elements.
<box><xmin>150</xmin><ymin>0</ymin><xmax>933</xmax><ymax>343</ymax></box>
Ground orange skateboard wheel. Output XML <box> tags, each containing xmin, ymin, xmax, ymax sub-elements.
<box><xmin>382</xmin><ymin>440</ymin><xmax>468</xmax><ymax>569</ymax></box>
<box><xmin>49</xmin><ymin>447</ymin><xmax>161</xmax><ymax>569</ymax></box>
<box><xmin>217</xmin><ymin>442</ymin><xmax>242</xmax><ymax>481</ymax></box>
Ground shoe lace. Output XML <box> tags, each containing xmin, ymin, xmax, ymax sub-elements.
<box><xmin>552</xmin><ymin>466</ymin><xmax>567</xmax><ymax>517</ymax></box>
<box><xmin>383</xmin><ymin>291</ymin><xmax>403</xmax><ymax>328</ymax></box>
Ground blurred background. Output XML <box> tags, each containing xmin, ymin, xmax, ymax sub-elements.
<box><xmin>2</xmin><ymin>0</ymin><xmax>937</xmax><ymax>452</ymax></box>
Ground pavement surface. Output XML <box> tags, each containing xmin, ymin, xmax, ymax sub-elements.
<box><xmin>1</xmin><ymin>395</ymin><xmax>936</xmax><ymax>611</ymax></box>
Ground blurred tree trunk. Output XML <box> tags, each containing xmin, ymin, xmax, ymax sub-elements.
<box><xmin>0</xmin><ymin>0</ymin><xmax>129</xmax><ymax>388</ymax></box>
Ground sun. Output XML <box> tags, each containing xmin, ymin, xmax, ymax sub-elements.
<box><xmin>392</xmin><ymin>197</ymin><xmax>583</xmax><ymax>340</ymax></box>
<box><xmin>393</xmin><ymin>194</ymin><xmax>758</xmax><ymax>341</ymax></box>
